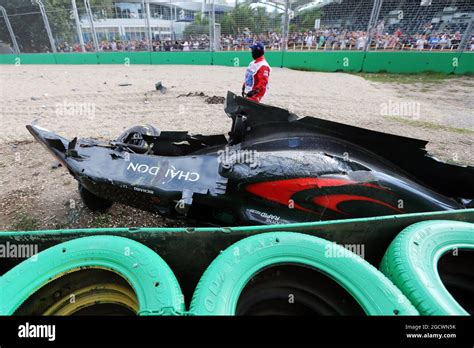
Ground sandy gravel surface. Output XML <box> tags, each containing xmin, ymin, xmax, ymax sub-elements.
<box><xmin>0</xmin><ymin>65</ymin><xmax>472</xmax><ymax>231</ymax></box>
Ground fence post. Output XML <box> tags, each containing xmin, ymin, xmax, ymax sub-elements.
<box><xmin>365</xmin><ymin>0</ymin><xmax>383</xmax><ymax>52</ymax></box>
<box><xmin>458</xmin><ymin>18</ymin><xmax>473</xmax><ymax>51</ymax></box>
<box><xmin>84</xmin><ymin>0</ymin><xmax>100</xmax><ymax>51</ymax></box>
<box><xmin>143</xmin><ymin>0</ymin><xmax>152</xmax><ymax>51</ymax></box>
<box><xmin>209</xmin><ymin>0</ymin><xmax>217</xmax><ymax>52</ymax></box>
<box><xmin>282</xmin><ymin>0</ymin><xmax>290</xmax><ymax>52</ymax></box>
<box><xmin>169</xmin><ymin>0</ymin><xmax>175</xmax><ymax>41</ymax></box>
<box><xmin>209</xmin><ymin>0</ymin><xmax>213</xmax><ymax>52</ymax></box>
<box><xmin>0</xmin><ymin>6</ymin><xmax>20</xmax><ymax>54</ymax></box>
<box><xmin>33</xmin><ymin>0</ymin><xmax>57</xmax><ymax>53</ymax></box>
<box><xmin>71</xmin><ymin>0</ymin><xmax>85</xmax><ymax>52</ymax></box>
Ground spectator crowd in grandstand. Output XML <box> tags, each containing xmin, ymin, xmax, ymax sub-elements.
<box><xmin>55</xmin><ymin>27</ymin><xmax>472</xmax><ymax>53</ymax></box>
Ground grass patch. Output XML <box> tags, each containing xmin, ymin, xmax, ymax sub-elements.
<box><xmin>456</xmin><ymin>79</ymin><xmax>474</xmax><ymax>88</ymax></box>
<box><xmin>419</xmin><ymin>87</ymin><xmax>435</xmax><ymax>93</ymax></box>
<box><xmin>355</xmin><ymin>72</ymin><xmax>462</xmax><ymax>84</ymax></box>
<box><xmin>288</xmin><ymin>69</ymin><xmax>469</xmax><ymax>84</ymax></box>
<box><xmin>386</xmin><ymin>116</ymin><xmax>474</xmax><ymax>134</ymax></box>
<box><xmin>90</xmin><ymin>213</ymin><xmax>112</xmax><ymax>228</ymax></box>
<box><xmin>51</xmin><ymin>220</ymin><xmax>73</xmax><ymax>230</ymax></box>
<box><xmin>10</xmin><ymin>212</ymin><xmax>40</xmax><ymax>231</ymax></box>
<box><xmin>287</xmin><ymin>66</ymin><xmax>316</xmax><ymax>72</ymax></box>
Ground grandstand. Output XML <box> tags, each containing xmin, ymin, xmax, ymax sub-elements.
<box><xmin>311</xmin><ymin>0</ymin><xmax>374</xmax><ymax>31</ymax></box>
<box><xmin>377</xmin><ymin>0</ymin><xmax>473</xmax><ymax>35</ymax></box>
<box><xmin>314</xmin><ymin>0</ymin><xmax>473</xmax><ymax>35</ymax></box>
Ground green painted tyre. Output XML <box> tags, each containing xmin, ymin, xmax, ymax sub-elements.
<box><xmin>380</xmin><ymin>220</ymin><xmax>474</xmax><ymax>315</ymax></box>
<box><xmin>190</xmin><ymin>232</ymin><xmax>418</xmax><ymax>315</ymax></box>
<box><xmin>0</xmin><ymin>235</ymin><xmax>185</xmax><ymax>316</ymax></box>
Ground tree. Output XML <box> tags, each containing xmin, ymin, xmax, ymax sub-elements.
<box><xmin>183</xmin><ymin>12</ymin><xmax>209</xmax><ymax>38</ymax></box>
<box><xmin>0</xmin><ymin>0</ymin><xmax>112</xmax><ymax>53</ymax></box>
<box><xmin>215</xmin><ymin>4</ymin><xmax>281</xmax><ymax>37</ymax></box>
<box><xmin>185</xmin><ymin>5</ymin><xmax>281</xmax><ymax>39</ymax></box>
<box><xmin>253</xmin><ymin>6</ymin><xmax>269</xmax><ymax>34</ymax></box>
<box><xmin>229</xmin><ymin>4</ymin><xmax>255</xmax><ymax>34</ymax></box>
<box><xmin>218</xmin><ymin>13</ymin><xmax>234</xmax><ymax>36</ymax></box>
<box><xmin>292</xmin><ymin>8</ymin><xmax>323</xmax><ymax>32</ymax></box>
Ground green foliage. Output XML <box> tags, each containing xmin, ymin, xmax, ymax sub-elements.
<box><xmin>219</xmin><ymin>13</ymin><xmax>235</xmax><ymax>36</ymax></box>
<box><xmin>292</xmin><ymin>8</ymin><xmax>323</xmax><ymax>32</ymax></box>
<box><xmin>253</xmin><ymin>7</ymin><xmax>269</xmax><ymax>34</ymax></box>
<box><xmin>10</xmin><ymin>211</ymin><xmax>40</xmax><ymax>231</ymax></box>
<box><xmin>230</xmin><ymin>4</ymin><xmax>255</xmax><ymax>34</ymax></box>
<box><xmin>184</xmin><ymin>5</ymin><xmax>282</xmax><ymax>38</ymax></box>
<box><xmin>90</xmin><ymin>213</ymin><xmax>113</xmax><ymax>228</ymax></box>
<box><xmin>0</xmin><ymin>0</ymin><xmax>112</xmax><ymax>52</ymax></box>
<box><xmin>183</xmin><ymin>12</ymin><xmax>209</xmax><ymax>38</ymax></box>
<box><xmin>0</xmin><ymin>1</ymin><xmax>292</xmax><ymax>50</ymax></box>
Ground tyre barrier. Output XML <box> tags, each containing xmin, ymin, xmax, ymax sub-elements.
<box><xmin>190</xmin><ymin>232</ymin><xmax>418</xmax><ymax>315</ymax></box>
<box><xmin>0</xmin><ymin>235</ymin><xmax>185</xmax><ymax>316</ymax></box>
<box><xmin>2</xmin><ymin>222</ymin><xmax>472</xmax><ymax>316</ymax></box>
<box><xmin>380</xmin><ymin>220</ymin><xmax>474</xmax><ymax>315</ymax></box>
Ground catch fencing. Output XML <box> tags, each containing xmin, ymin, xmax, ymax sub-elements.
<box><xmin>0</xmin><ymin>0</ymin><xmax>473</xmax><ymax>54</ymax></box>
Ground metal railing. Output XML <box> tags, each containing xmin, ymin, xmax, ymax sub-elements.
<box><xmin>0</xmin><ymin>0</ymin><xmax>472</xmax><ymax>54</ymax></box>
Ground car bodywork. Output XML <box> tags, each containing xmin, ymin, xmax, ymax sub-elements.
<box><xmin>27</xmin><ymin>91</ymin><xmax>474</xmax><ymax>226</ymax></box>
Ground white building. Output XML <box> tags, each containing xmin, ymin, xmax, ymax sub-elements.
<box><xmin>80</xmin><ymin>0</ymin><xmax>234</xmax><ymax>41</ymax></box>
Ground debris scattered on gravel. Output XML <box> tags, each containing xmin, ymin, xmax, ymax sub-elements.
<box><xmin>177</xmin><ymin>92</ymin><xmax>224</xmax><ymax>104</ymax></box>
<box><xmin>51</xmin><ymin>160</ymin><xmax>62</xmax><ymax>169</ymax></box>
<box><xmin>177</xmin><ymin>91</ymin><xmax>207</xmax><ymax>98</ymax></box>
<box><xmin>205</xmin><ymin>96</ymin><xmax>226</xmax><ymax>104</ymax></box>
<box><xmin>118</xmin><ymin>83</ymin><xmax>132</xmax><ymax>87</ymax></box>
<box><xmin>155</xmin><ymin>81</ymin><xmax>167</xmax><ymax>94</ymax></box>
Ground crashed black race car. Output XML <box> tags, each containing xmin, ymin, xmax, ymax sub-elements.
<box><xmin>27</xmin><ymin>91</ymin><xmax>474</xmax><ymax>226</ymax></box>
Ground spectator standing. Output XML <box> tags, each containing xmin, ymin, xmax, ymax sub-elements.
<box><xmin>416</xmin><ymin>35</ymin><xmax>427</xmax><ymax>50</ymax></box>
<box><xmin>305</xmin><ymin>32</ymin><xmax>314</xmax><ymax>48</ymax></box>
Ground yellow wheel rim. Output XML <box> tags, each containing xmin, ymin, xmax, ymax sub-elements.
<box><xmin>42</xmin><ymin>282</ymin><xmax>139</xmax><ymax>316</ymax></box>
